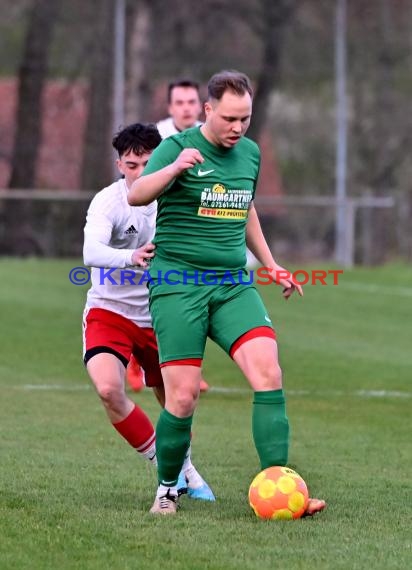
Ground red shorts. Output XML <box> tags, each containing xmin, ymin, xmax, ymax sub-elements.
<box><xmin>83</xmin><ymin>308</ymin><xmax>163</xmax><ymax>387</ymax></box>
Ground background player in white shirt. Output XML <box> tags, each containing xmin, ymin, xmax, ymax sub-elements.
<box><xmin>83</xmin><ymin>123</ymin><xmax>214</xmax><ymax>501</ymax></box>
<box><xmin>156</xmin><ymin>79</ymin><xmax>203</xmax><ymax>138</ymax></box>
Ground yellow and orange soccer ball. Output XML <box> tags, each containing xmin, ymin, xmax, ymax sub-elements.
<box><xmin>249</xmin><ymin>466</ymin><xmax>309</xmax><ymax>520</ymax></box>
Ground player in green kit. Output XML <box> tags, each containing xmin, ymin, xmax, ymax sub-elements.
<box><xmin>128</xmin><ymin>70</ymin><xmax>326</xmax><ymax>516</ymax></box>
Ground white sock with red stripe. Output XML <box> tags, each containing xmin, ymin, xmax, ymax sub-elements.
<box><xmin>136</xmin><ymin>432</ymin><xmax>157</xmax><ymax>465</ymax></box>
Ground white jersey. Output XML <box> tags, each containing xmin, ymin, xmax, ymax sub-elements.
<box><xmin>83</xmin><ymin>178</ymin><xmax>155</xmax><ymax>327</ymax></box>
<box><xmin>156</xmin><ymin>117</ymin><xmax>202</xmax><ymax>139</ymax></box>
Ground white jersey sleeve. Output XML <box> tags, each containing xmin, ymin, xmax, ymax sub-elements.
<box><xmin>83</xmin><ymin>185</ymin><xmax>135</xmax><ymax>268</ymax></box>
<box><xmin>83</xmin><ymin>179</ymin><xmax>156</xmax><ymax>328</ymax></box>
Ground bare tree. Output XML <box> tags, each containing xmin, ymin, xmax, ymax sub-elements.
<box><xmin>124</xmin><ymin>0</ymin><xmax>155</xmax><ymax>124</ymax></box>
<box><xmin>246</xmin><ymin>0</ymin><xmax>296</xmax><ymax>142</ymax></box>
<box><xmin>80</xmin><ymin>0</ymin><xmax>114</xmax><ymax>191</ymax></box>
<box><xmin>8</xmin><ymin>0</ymin><xmax>61</xmax><ymax>189</ymax></box>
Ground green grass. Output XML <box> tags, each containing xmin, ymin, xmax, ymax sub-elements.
<box><xmin>0</xmin><ymin>259</ymin><xmax>411</xmax><ymax>570</ymax></box>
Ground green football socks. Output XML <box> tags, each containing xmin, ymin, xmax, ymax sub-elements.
<box><xmin>252</xmin><ymin>389</ymin><xmax>290</xmax><ymax>469</ymax></box>
<box><xmin>156</xmin><ymin>409</ymin><xmax>192</xmax><ymax>486</ymax></box>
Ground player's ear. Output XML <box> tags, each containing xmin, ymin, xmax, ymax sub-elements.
<box><xmin>204</xmin><ymin>101</ymin><xmax>212</xmax><ymax>117</ymax></box>
<box><xmin>116</xmin><ymin>158</ymin><xmax>123</xmax><ymax>175</ymax></box>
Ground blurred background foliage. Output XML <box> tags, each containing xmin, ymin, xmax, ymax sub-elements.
<box><xmin>0</xmin><ymin>0</ymin><xmax>411</xmax><ymax>262</ymax></box>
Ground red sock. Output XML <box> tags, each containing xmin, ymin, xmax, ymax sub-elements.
<box><xmin>112</xmin><ymin>405</ymin><xmax>155</xmax><ymax>452</ymax></box>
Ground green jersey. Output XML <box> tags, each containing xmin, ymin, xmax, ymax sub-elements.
<box><xmin>143</xmin><ymin>126</ymin><xmax>260</xmax><ymax>277</ymax></box>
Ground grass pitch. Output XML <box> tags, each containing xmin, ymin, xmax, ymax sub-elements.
<box><xmin>0</xmin><ymin>259</ymin><xmax>411</xmax><ymax>570</ymax></box>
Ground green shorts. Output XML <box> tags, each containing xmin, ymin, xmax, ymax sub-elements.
<box><xmin>149</xmin><ymin>283</ymin><xmax>275</xmax><ymax>364</ymax></box>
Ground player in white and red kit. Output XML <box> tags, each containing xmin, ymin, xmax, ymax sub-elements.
<box><xmin>82</xmin><ymin>123</ymin><xmax>214</xmax><ymax>501</ymax></box>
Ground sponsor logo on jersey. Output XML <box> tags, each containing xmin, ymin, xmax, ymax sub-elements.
<box><xmin>197</xmin><ymin>207</ymin><xmax>248</xmax><ymax>219</ymax></box>
<box><xmin>198</xmin><ymin>183</ymin><xmax>252</xmax><ymax>218</ymax></box>
<box><xmin>197</xmin><ymin>168</ymin><xmax>215</xmax><ymax>177</ymax></box>
<box><xmin>124</xmin><ymin>224</ymin><xmax>138</xmax><ymax>235</ymax></box>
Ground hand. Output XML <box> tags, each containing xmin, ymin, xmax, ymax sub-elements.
<box><xmin>268</xmin><ymin>265</ymin><xmax>303</xmax><ymax>300</ymax></box>
<box><xmin>131</xmin><ymin>243</ymin><xmax>155</xmax><ymax>268</ymax></box>
<box><xmin>172</xmin><ymin>148</ymin><xmax>204</xmax><ymax>176</ymax></box>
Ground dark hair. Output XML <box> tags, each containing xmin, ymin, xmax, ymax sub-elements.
<box><xmin>112</xmin><ymin>123</ymin><xmax>162</xmax><ymax>157</ymax></box>
<box><xmin>167</xmin><ymin>79</ymin><xmax>200</xmax><ymax>103</ymax></box>
<box><xmin>207</xmin><ymin>70</ymin><xmax>253</xmax><ymax>101</ymax></box>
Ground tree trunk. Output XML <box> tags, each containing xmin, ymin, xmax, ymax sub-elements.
<box><xmin>124</xmin><ymin>0</ymin><xmax>154</xmax><ymax>124</ymax></box>
<box><xmin>247</xmin><ymin>0</ymin><xmax>296</xmax><ymax>143</ymax></box>
<box><xmin>8</xmin><ymin>0</ymin><xmax>60</xmax><ymax>189</ymax></box>
<box><xmin>81</xmin><ymin>0</ymin><xmax>115</xmax><ymax>191</ymax></box>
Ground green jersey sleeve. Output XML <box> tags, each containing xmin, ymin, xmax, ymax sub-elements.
<box><xmin>142</xmin><ymin>136</ymin><xmax>182</xmax><ymax>176</ymax></box>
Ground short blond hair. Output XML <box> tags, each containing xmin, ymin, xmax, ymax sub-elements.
<box><xmin>207</xmin><ymin>70</ymin><xmax>253</xmax><ymax>101</ymax></box>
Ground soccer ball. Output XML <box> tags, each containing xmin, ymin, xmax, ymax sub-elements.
<box><xmin>249</xmin><ymin>466</ymin><xmax>309</xmax><ymax>520</ymax></box>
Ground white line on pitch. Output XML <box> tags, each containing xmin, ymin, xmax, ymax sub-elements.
<box><xmin>16</xmin><ymin>384</ymin><xmax>91</xmax><ymax>391</ymax></box>
<box><xmin>209</xmin><ymin>387</ymin><xmax>411</xmax><ymax>398</ymax></box>
<box><xmin>9</xmin><ymin>384</ymin><xmax>411</xmax><ymax>398</ymax></box>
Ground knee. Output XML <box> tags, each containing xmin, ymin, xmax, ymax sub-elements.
<box><xmin>263</xmin><ymin>363</ymin><xmax>282</xmax><ymax>389</ymax></box>
<box><xmin>170</xmin><ymin>388</ymin><xmax>198</xmax><ymax>416</ymax></box>
<box><xmin>252</xmin><ymin>362</ymin><xmax>283</xmax><ymax>391</ymax></box>
<box><xmin>95</xmin><ymin>381</ymin><xmax>124</xmax><ymax>409</ymax></box>
<box><xmin>272</xmin><ymin>363</ymin><xmax>282</xmax><ymax>387</ymax></box>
